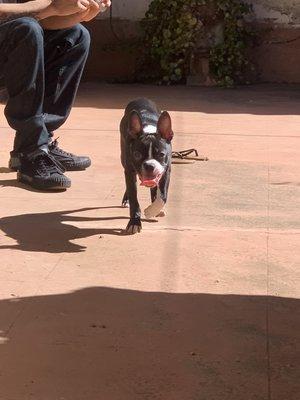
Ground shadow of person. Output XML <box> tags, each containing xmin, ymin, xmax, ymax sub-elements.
<box><xmin>0</xmin><ymin>207</ymin><xmax>130</xmax><ymax>253</ymax></box>
<box><xmin>0</xmin><ymin>167</ymin><xmax>13</xmax><ymax>174</ymax></box>
<box><xmin>0</xmin><ymin>177</ymin><xmax>68</xmax><ymax>193</ymax></box>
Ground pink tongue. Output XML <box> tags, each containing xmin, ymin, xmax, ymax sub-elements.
<box><xmin>141</xmin><ymin>179</ymin><xmax>157</xmax><ymax>187</ymax></box>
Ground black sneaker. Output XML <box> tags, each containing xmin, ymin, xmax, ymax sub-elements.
<box><xmin>8</xmin><ymin>151</ymin><xmax>22</xmax><ymax>171</ymax></box>
<box><xmin>17</xmin><ymin>150</ymin><xmax>71</xmax><ymax>190</ymax></box>
<box><xmin>9</xmin><ymin>139</ymin><xmax>91</xmax><ymax>172</ymax></box>
<box><xmin>49</xmin><ymin>138</ymin><xmax>91</xmax><ymax>171</ymax></box>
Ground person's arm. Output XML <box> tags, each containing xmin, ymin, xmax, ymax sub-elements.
<box><xmin>0</xmin><ymin>0</ymin><xmax>91</xmax><ymax>23</ymax></box>
<box><xmin>0</xmin><ymin>0</ymin><xmax>53</xmax><ymax>21</ymax></box>
<box><xmin>40</xmin><ymin>11</ymin><xmax>88</xmax><ymax>29</ymax></box>
<box><xmin>40</xmin><ymin>0</ymin><xmax>111</xmax><ymax>30</ymax></box>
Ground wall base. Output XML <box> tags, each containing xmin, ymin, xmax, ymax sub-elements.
<box><xmin>83</xmin><ymin>19</ymin><xmax>139</xmax><ymax>82</ymax></box>
<box><xmin>83</xmin><ymin>19</ymin><xmax>300</xmax><ymax>84</ymax></box>
<box><xmin>251</xmin><ymin>24</ymin><xmax>300</xmax><ymax>83</ymax></box>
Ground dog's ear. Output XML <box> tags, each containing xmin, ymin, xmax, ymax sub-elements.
<box><xmin>158</xmin><ymin>111</ymin><xmax>173</xmax><ymax>141</ymax></box>
<box><xmin>129</xmin><ymin>111</ymin><xmax>142</xmax><ymax>138</ymax></box>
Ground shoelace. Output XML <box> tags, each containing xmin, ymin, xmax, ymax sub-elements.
<box><xmin>32</xmin><ymin>152</ymin><xmax>66</xmax><ymax>175</ymax></box>
<box><xmin>50</xmin><ymin>138</ymin><xmax>74</xmax><ymax>158</ymax></box>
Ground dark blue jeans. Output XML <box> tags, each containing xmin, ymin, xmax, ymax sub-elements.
<box><xmin>0</xmin><ymin>17</ymin><xmax>90</xmax><ymax>153</ymax></box>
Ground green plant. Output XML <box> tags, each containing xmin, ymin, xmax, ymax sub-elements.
<box><xmin>209</xmin><ymin>0</ymin><xmax>253</xmax><ymax>86</ymax></box>
<box><xmin>141</xmin><ymin>0</ymin><xmax>253</xmax><ymax>86</ymax></box>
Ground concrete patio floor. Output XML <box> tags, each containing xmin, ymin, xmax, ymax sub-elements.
<box><xmin>0</xmin><ymin>83</ymin><xmax>299</xmax><ymax>400</ymax></box>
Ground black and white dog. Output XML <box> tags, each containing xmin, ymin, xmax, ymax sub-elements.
<box><xmin>120</xmin><ymin>98</ymin><xmax>174</xmax><ymax>234</ymax></box>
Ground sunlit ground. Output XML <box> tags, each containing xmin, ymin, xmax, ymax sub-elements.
<box><xmin>0</xmin><ymin>83</ymin><xmax>299</xmax><ymax>399</ymax></box>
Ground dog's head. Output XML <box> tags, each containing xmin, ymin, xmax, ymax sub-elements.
<box><xmin>127</xmin><ymin>110</ymin><xmax>173</xmax><ymax>188</ymax></box>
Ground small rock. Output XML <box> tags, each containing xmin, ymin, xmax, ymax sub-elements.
<box><xmin>90</xmin><ymin>323</ymin><xmax>106</xmax><ymax>329</ymax></box>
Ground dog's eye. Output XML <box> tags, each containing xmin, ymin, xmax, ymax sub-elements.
<box><xmin>154</xmin><ymin>148</ymin><xmax>165</xmax><ymax>158</ymax></box>
<box><xmin>133</xmin><ymin>151</ymin><xmax>142</xmax><ymax>160</ymax></box>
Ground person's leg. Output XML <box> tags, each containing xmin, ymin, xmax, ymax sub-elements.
<box><xmin>43</xmin><ymin>24</ymin><xmax>92</xmax><ymax>170</ymax></box>
<box><xmin>9</xmin><ymin>23</ymin><xmax>92</xmax><ymax>171</ymax></box>
<box><xmin>0</xmin><ymin>17</ymin><xmax>71</xmax><ymax>190</ymax></box>
<box><xmin>43</xmin><ymin>24</ymin><xmax>90</xmax><ymax>133</ymax></box>
<box><xmin>0</xmin><ymin>17</ymin><xmax>49</xmax><ymax>153</ymax></box>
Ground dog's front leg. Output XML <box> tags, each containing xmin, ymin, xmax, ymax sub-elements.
<box><xmin>158</xmin><ymin>166</ymin><xmax>171</xmax><ymax>204</ymax></box>
<box><xmin>144</xmin><ymin>167</ymin><xmax>171</xmax><ymax>219</ymax></box>
<box><xmin>124</xmin><ymin>170</ymin><xmax>142</xmax><ymax>234</ymax></box>
<box><xmin>155</xmin><ymin>167</ymin><xmax>171</xmax><ymax>217</ymax></box>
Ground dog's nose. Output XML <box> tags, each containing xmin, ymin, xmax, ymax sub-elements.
<box><xmin>143</xmin><ymin>163</ymin><xmax>155</xmax><ymax>172</ymax></box>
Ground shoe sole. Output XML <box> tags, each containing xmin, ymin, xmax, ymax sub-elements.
<box><xmin>56</xmin><ymin>157</ymin><xmax>92</xmax><ymax>171</ymax></box>
<box><xmin>17</xmin><ymin>172</ymin><xmax>71</xmax><ymax>191</ymax></box>
<box><xmin>9</xmin><ymin>158</ymin><xmax>91</xmax><ymax>172</ymax></box>
<box><xmin>63</xmin><ymin>162</ymin><xmax>91</xmax><ymax>171</ymax></box>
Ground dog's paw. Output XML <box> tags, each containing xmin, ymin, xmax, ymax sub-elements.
<box><xmin>144</xmin><ymin>197</ymin><xmax>165</xmax><ymax>219</ymax></box>
<box><xmin>122</xmin><ymin>199</ymin><xmax>129</xmax><ymax>208</ymax></box>
<box><xmin>126</xmin><ymin>218</ymin><xmax>142</xmax><ymax>234</ymax></box>
<box><xmin>156</xmin><ymin>210</ymin><xmax>166</xmax><ymax>217</ymax></box>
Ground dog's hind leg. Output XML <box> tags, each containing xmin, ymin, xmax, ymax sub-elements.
<box><xmin>122</xmin><ymin>191</ymin><xmax>129</xmax><ymax>208</ymax></box>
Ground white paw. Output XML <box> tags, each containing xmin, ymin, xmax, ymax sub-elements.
<box><xmin>144</xmin><ymin>197</ymin><xmax>165</xmax><ymax>219</ymax></box>
<box><xmin>122</xmin><ymin>200</ymin><xmax>129</xmax><ymax>208</ymax></box>
<box><xmin>156</xmin><ymin>210</ymin><xmax>166</xmax><ymax>217</ymax></box>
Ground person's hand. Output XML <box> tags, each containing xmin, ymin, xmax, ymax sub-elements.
<box><xmin>80</xmin><ymin>0</ymin><xmax>111</xmax><ymax>22</ymax></box>
<box><xmin>51</xmin><ymin>0</ymin><xmax>91</xmax><ymax>16</ymax></box>
<box><xmin>79</xmin><ymin>0</ymin><xmax>99</xmax><ymax>21</ymax></box>
<box><xmin>100</xmin><ymin>0</ymin><xmax>111</xmax><ymax>10</ymax></box>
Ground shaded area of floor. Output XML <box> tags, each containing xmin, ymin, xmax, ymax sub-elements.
<box><xmin>75</xmin><ymin>83</ymin><xmax>300</xmax><ymax>115</ymax></box>
<box><xmin>0</xmin><ymin>288</ymin><xmax>299</xmax><ymax>400</ymax></box>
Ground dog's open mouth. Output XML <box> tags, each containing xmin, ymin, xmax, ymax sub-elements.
<box><xmin>139</xmin><ymin>174</ymin><xmax>162</xmax><ymax>188</ymax></box>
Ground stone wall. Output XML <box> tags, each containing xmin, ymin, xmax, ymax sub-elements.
<box><xmin>84</xmin><ymin>0</ymin><xmax>300</xmax><ymax>83</ymax></box>
<box><xmin>251</xmin><ymin>0</ymin><xmax>300</xmax><ymax>26</ymax></box>
<box><xmin>97</xmin><ymin>0</ymin><xmax>300</xmax><ymax>25</ymax></box>
<box><xmin>98</xmin><ymin>0</ymin><xmax>151</xmax><ymax>20</ymax></box>
<box><xmin>248</xmin><ymin>0</ymin><xmax>300</xmax><ymax>82</ymax></box>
